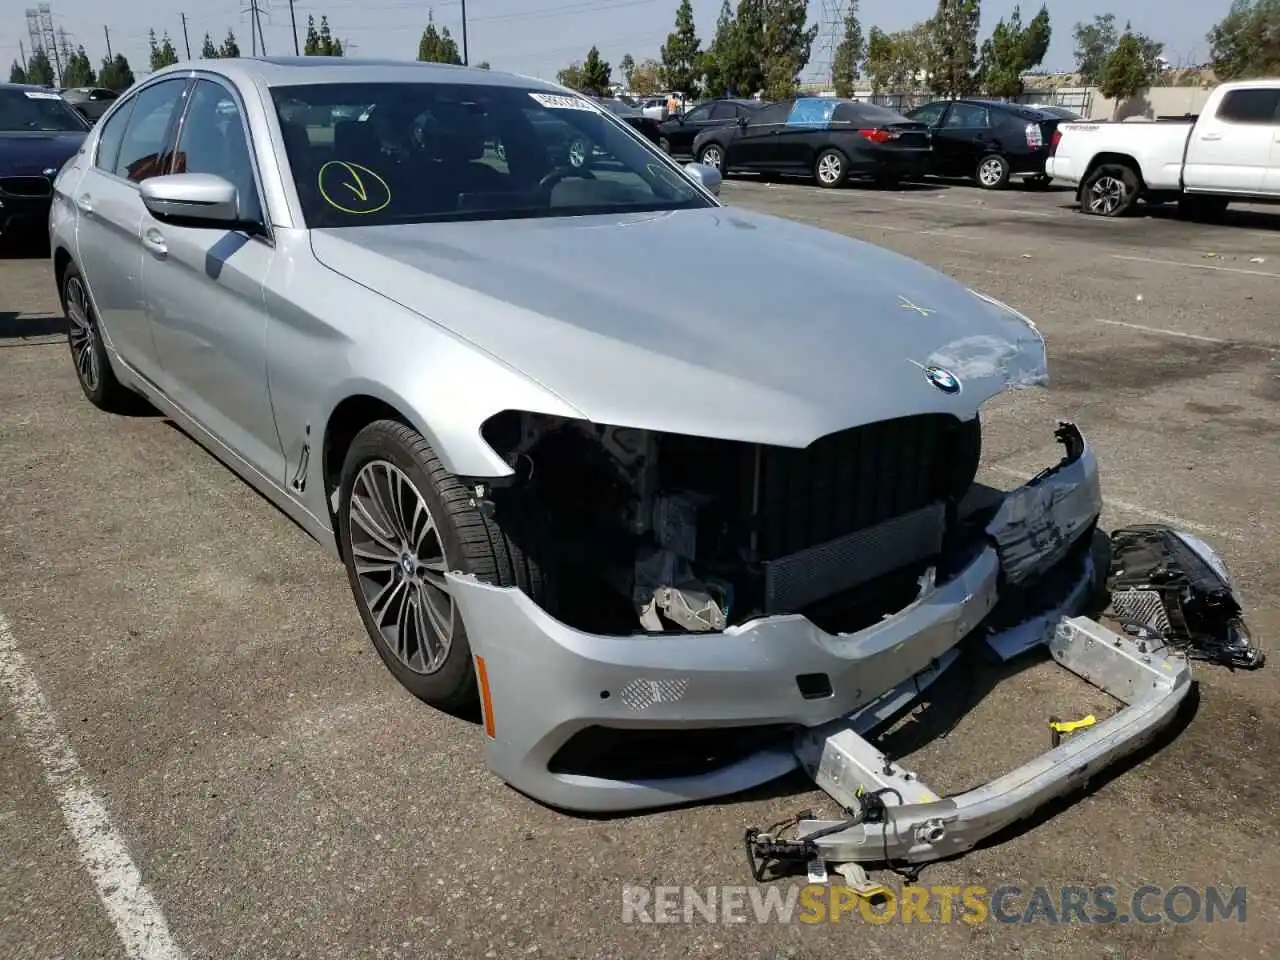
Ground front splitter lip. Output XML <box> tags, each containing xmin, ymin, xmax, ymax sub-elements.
<box><xmin>447</xmin><ymin>426</ymin><xmax>1103</xmax><ymax>814</ymax></box>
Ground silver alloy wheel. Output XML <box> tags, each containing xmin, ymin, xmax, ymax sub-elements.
<box><xmin>700</xmin><ymin>145</ymin><xmax>722</xmax><ymax>169</ymax></box>
<box><xmin>568</xmin><ymin>140</ymin><xmax>587</xmax><ymax>167</ymax></box>
<box><xmin>65</xmin><ymin>276</ymin><xmax>100</xmax><ymax>392</ymax></box>
<box><xmin>1087</xmin><ymin>175</ymin><xmax>1126</xmax><ymax>215</ymax></box>
<box><xmin>347</xmin><ymin>459</ymin><xmax>454</xmax><ymax>675</ymax></box>
<box><xmin>978</xmin><ymin>156</ymin><xmax>1007</xmax><ymax>187</ymax></box>
<box><xmin>817</xmin><ymin>152</ymin><xmax>842</xmax><ymax>184</ymax></box>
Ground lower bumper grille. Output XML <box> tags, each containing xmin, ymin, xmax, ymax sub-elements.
<box><xmin>764</xmin><ymin>502</ymin><xmax>945</xmax><ymax>613</ymax></box>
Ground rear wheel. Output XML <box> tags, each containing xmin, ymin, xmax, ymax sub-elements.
<box><xmin>1080</xmin><ymin>162</ymin><xmax>1140</xmax><ymax>217</ymax></box>
<box><xmin>697</xmin><ymin>143</ymin><xmax>724</xmax><ymax>173</ymax></box>
<box><xmin>337</xmin><ymin>419</ymin><xmax>552</xmax><ymax>711</ymax></box>
<box><xmin>976</xmin><ymin>154</ymin><xmax>1011</xmax><ymax>189</ymax></box>
<box><xmin>61</xmin><ymin>264</ymin><xmax>132</xmax><ymax>412</ymax></box>
<box><xmin>658</xmin><ymin>136</ymin><xmax>671</xmax><ymax>153</ymax></box>
<box><xmin>814</xmin><ymin>148</ymin><xmax>847</xmax><ymax>188</ymax></box>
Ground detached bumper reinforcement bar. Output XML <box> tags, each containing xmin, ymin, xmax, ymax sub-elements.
<box><xmin>787</xmin><ymin>616</ymin><xmax>1192</xmax><ymax>867</ymax></box>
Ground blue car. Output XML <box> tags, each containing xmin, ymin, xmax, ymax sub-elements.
<box><xmin>0</xmin><ymin>83</ymin><xmax>89</xmax><ymax>240</ymax></box>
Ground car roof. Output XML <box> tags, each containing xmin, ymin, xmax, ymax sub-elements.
<box><xmin>0</xmin><ymin>82</ymin><xmax>55</xmax><ymax>92</ymax></box>
<box><xmin>957</xmin><ymin>98</ymin><xmax>1059</xmax><ymax>119</ymax></box>
<box><xmin>145</xmin><ymin>56</ymin><xmax>564</xmax><ymax>94</ymax></box>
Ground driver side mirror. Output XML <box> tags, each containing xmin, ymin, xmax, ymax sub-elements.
<box><xmin>140</xmin><ymin>173</ymin><xmax>247</xmax><ymax>229</ymax></box>
<box><xmin>684</xmin><ymin>161</ymin><xmax>721</xmax><ymax>196</ymax></box>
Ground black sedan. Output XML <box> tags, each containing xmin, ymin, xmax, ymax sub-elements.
<box><xmin>656</xmin><ymin>98</ymin><xmax>761</xmax><ymax>158</ymax></box>
<box><xmin>594</xmin><ymin>97</ymin><xmax>663</xmax><ymax>146</ymax></box>
<box><xmin>0</xmin><ymin>84</ymin><xmax>89</xmax><ymax>240</ymax></box>
<box><xmin>904</xmin><ymin>99</ymin><xmax>1068</xmax><ymax>189</ymax></box>
<box><xmin>689</xmin><ymin>97</ymin><xmax>931</xmax><ymax>189</ymax></box>
<box><xmin>58</xmin><ymin>86</ymin><xmax>119</xmax><ymax>123</ymax></box>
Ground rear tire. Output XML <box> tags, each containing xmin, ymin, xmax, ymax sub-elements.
<box><xmin>337</xmin><ymin>419</ymin><xmax>552</xmax><ymax>712</ymax></box>
<box><xmin>975</xmin><ymin>154</ymin><xmax>1011</xmax><ymax>189</ymax></box>
<box><xmin>814</xmin><ymin>148</ymin><xmax>847</xmax><ymax>188</ymax></box>
<box><xmin>1079</xmin><ymin>162</ymin><xmax>1140</xmax><ymax>217</ymax></box>
<box><xmin>61</xmin><ymin>264</ymin><xmax>132</xmax><ymax>412</ymax></box>
<box><xmin>697</xmin><ymin>143</ymin><xmax>725</xmax><ymax>175</ymax></box>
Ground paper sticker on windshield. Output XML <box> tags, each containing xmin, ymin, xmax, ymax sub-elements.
<box><xmin>24</xmin><ymin>90</ymin><xmax>61</xmax><ymax>100</ymax></box>
<box><xmin>317</xmin><ymin>160</ymin><xmax>391</xmax><ymax>215</ymax></box>
<box><xmin>529</xmin><ymin>92</ymin><xmax>599</xmax><ymax>112</ymax></box>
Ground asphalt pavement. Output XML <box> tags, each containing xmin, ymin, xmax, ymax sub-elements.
<box><xmin>2</xmin><ymin>180</ymin><xmax>1278</xmax><ymax>960</ymax></box>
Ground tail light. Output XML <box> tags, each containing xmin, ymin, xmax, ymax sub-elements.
<box><xmin>1049</xmin><ymin>129</ymin><xmax>1062</xmax><ymax>155</ymax></box>
<box><xmin>1025</xmin><ymin>122</ymin><xmax>1044</xmax><ymax>149</ymax></box>
<box><xmin>859</xmin><ymin>128</ymin><xmax>899</xmax><ymax>144</ymax></box>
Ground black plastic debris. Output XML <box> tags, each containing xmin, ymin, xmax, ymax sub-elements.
<box><xmin>1106</xmin><ymin>525</ymin><xmax>1264</xmax><ymax>670</ymax></box>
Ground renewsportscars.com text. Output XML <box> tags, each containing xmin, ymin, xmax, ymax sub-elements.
<box><xmin>621</xmin><ymin>884</ymin><xmax>1247</xmax><ymax>925</ymax></box>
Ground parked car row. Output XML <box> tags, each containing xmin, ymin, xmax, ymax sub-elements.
<box><xmin>661</xmin><ymin>95</ymin><xmax>1076</xmax><ymax>192</ymax></box>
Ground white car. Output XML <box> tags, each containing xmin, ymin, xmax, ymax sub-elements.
<box><xmin>1046</xmin><ymin>78</ymin><xmax>1280</xmax><ymax>217</ymax></box>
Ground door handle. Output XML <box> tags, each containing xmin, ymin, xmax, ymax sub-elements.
<box><xmin>142</xmin><ymin>227</ymin><xmax>167</xmax><ymax>258</ymax></box>
<box><xmin>75</xmin><ymin>193</ymin><xmax>93</xmax><ymax>216</ymax></box>
<box><xmin>1201</xmin><ymin>133</ymin><xmax>1222</xmax><ymax>141</ymax></box>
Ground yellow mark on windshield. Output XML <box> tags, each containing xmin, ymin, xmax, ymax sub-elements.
<box><xmin>317</xmin><ymin>160</ymin><xmax>391</xmax><ymax>215</ymax></box>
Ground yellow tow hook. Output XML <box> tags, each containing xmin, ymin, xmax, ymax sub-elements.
<box><xmin>1048</xmin><ymin>714</ymin><xmax>1098</xmax><ymax>748</ymax></box>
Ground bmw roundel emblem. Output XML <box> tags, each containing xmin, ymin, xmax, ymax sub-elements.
<box><xmin>925</xmin><ymin>365</ymin><xmax>961</xmax><ymax>394</ymax></box>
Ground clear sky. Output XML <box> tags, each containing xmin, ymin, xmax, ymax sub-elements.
<box><xmin>3</xmin><ymin>0</ymin><xmax>1226</xmax><ymax>86</ymax></box>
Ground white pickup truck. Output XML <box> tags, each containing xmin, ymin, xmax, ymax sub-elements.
<box><xmin>1046</xmin><ymin>79</ymin><xmax>1280</xmax><ymax>217</ymax></box>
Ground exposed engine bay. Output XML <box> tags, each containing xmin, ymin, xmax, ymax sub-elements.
<box><xmin>478</xmin><ymin>410</ymin><xmax>985</xmax><ymax>634</ymax></box>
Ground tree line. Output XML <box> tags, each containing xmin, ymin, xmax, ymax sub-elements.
<box><xmin>553</xmin><ymin>0</ymin><xmax>1280</xmax><ymax>103</ymax></box>
<box><xmin>8</xmin><ymin>0</ymin><xmax>1275</xmax><ymax>96</ymax></box>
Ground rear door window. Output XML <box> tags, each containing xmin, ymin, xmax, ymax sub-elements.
<box><xmin>1217</xmin><ymin>88</ymin><xmax>1280</xmax><ymax>124</ymax></box>
<box><xmin>944</xmin><ymin>103</ymin><xmax>990</xmax><ymax>128</ymax></box>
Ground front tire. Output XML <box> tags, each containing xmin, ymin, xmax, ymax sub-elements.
<box><xmin>814</xmin><ymin>148</ymin><xmax>847</xmax><ymax>188</ymax></box>
<box><xmin>337</xmin><ymin>419</ymin><xmax>550</xmax><ymax>711</ymax></box>
<box><xmin>61</xmin><ymin>264</ymin><xmax>131</xmax><ymax>412</ymax></box>
<box><xmin>697</xmin><ymin>142</ymin><xmax>724</xmax><ymax>173</ymax></box>
<box><xmin>976</xmin><ymin>154</ymin><xmax>1011</xmax><ymax>189</ymax></box>
<box><xmin>1080</xmin><ymin>162</ymin><xmax>1140</xmax><ymax>217</ymax></box>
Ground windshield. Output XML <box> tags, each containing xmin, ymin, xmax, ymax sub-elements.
<box><xmin>0</xmin><ymin>88</ymin><xmax>88</xmax><ymax>133</ymax></box>
<box><xmin>269</xmin><ymin>82</ymin><xmax>713</xmax><ymax>228</ymax></box>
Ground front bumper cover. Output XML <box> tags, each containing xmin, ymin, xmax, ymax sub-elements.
<box><xmin>448</xmin><ymin>422</ymin><xmax>1107</xmax><ymax>813</ymax></box>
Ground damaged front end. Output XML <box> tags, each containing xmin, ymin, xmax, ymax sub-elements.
<box><xmin>473</xmin><ymin>408</ymin><xmax>987</xmax><ymax>639</ymax></box>
<box><xmin>448</xmin><ymin>388</ymin><xmax>1134</xmax><ymax>815</ymax></box>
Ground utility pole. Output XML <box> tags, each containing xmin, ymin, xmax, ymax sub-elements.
<box><xmin>103</xmin><ymin>25</ymin><xmax>112</xmax><ymax>59</ymax></box>
<box><xmin>254</xmin><ymin>0</ymin><xmax>267</xmax><ymax>55</ymax></box>
<box><xmin>19</xmin><ymin>39</ymin><xmax>26</xmax><ymax>71</ymax></box>
<box><xmin>460</xmin><ymin>0</ymin><xmax>468</xmax><ymax>65</ymax></box>
<box><xmin>180</xmin><ymin>13</ymin><xmax>191</xmax><ymax>58</ymax></box>
<box><xmin>288</xmin><ymin>0</ymin><xmax>298</xmax><ymax>55</ymax></box>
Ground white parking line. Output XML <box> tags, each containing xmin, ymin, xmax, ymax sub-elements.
<box><xmin>866</xmin><ymin>222</ymin><xmax>986</xmax><ymax>242</ymax></box>
<box><xmin>889</xmin><ymin>195</ymin><xmax>1058</xmax><ymax>218</ymax></box>
<box><xmin>1112</xmin><ymin>254</ymin><xmax>1280</xmax><ymax>279</ymax></box>
<box><xmin>1094</xmin><ymin>319</ymin><xmax>1228</xmax><ymax>344</ymax></box>
<box><xmin>0</xmin><ymin>613</ymin><xmax>185</xmax><ymax>960</ymax></box>
<box><xmin>987</xmin><ymin>465</ymin><xmax>1241</xmax><ymax>541</ymax></box>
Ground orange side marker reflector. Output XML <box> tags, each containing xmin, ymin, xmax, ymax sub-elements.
<box><xmin>475</xmin><ymin>655</ymin><xmax>496</xmax><ymax>739</ymax></box>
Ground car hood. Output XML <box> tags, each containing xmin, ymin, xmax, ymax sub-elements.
<box><xmin>310</xmin><ymin>206</ymin><xmax>1047</xmax><ymax>448</ymax></box>
<box><xmin>0</xmin><ymin>131</ymin><xmax>85</xmax><ymax>177</ymax></box>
